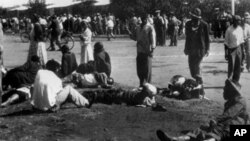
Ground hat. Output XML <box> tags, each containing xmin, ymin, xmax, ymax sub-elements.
<box><xmin>143</xmin><ymin>83</ymin><xmax>157</xmax><ymax>96</ymax></box>
<box><xmin>94</xmin><ymin>42</ymin><xmax>104</xmax><ymax>53</ymax></box>
<box><xmin>244</xmin><ymin>12</ymin><xmax>250</xmax><ymax>19</ymax></box>
<box><xmin>224</xmin><ymin>79</ymin><xmax>241</xmax><ymax>95</ymax></box>
<box><xmin>190</xmin><ymin>8</ymin><xmax>202</xmax><ymax>19</ymax></box>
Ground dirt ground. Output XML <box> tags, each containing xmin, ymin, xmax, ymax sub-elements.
<box><xmin>0</xmin><ymin>35</ymin><xmax>249</xmax><ymax>141</ymax></box>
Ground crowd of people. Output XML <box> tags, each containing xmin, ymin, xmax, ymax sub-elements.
<box><xmin>0</xmin><ymin>6</ymin><xmax>250</xmax><ymax>141</ymax></box>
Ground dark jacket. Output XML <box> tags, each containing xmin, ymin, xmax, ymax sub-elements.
<box><xmin>185</xmin><ymin>20</ymin><xmax>210</xmax><ymax>57</ymax></box>
<box><xmin>34</xmin><ymin>23</ymin><xmax>45</xmax><ymax>42</ymax></box>
<box><xmin>3</xmin><ymin>61</ymin><xmax>41</xmax><ymax>88</ymax></box>
<box><xmin>94</xmin><ymin>49</ymin><xmax>111</xmax><ymax>77</ymax></box>
<box><xmin>61</xmin><ymin>52</ymin><xmax>78</xmax><ymax>77</ymax></box>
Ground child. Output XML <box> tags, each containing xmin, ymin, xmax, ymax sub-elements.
<box><xmin>61</xmin><ymin>44</ymin><xmax>78</xmax><ymax>77</ymax></box>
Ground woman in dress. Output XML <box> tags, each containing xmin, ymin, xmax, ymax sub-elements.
<box><xmin>27</xmin><ymin>14</ymin><xmax>47</xmax><ymax>68</ymax></box>
<box><xmin>79</xmin><ymin>21</ymin><xmax>93</xmax><ymax>64</ymax></box>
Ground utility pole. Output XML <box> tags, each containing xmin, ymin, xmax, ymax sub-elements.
<box><xmin>231</xmin><ymin>0</ymin><xmax>235</xmax><ymax>15</ymax></box>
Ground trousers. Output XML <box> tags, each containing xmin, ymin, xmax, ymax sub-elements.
<box><xmin>136</xmin><ymin>53</ymin><xmax>152</xmax><ymax>87</ymax></box>
<box><xmin>188</xmin><ymin>55</ymin><xmax>203</xmax><ymax>84</ymax></box>
<box><xmin>228</xmin><ymin>47</ymin><xmax>242</xmax><ymax>83</ymax></box>
<box><xmin>55</xmin><ymin>85</ymin><xmax>89</xmax><ymax>107</ymax></box>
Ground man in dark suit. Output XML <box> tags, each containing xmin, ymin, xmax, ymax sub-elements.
<box><xmin>184</xmin><ymin>8</ymin><xmax>210</xmax><ymax>97</ymax></box>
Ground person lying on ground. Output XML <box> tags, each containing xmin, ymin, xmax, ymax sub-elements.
<box><xmin>156</xmin><ymin>79</ymin><xmax>249</xmax><ymax>141</ymax></box>
<box><xmin>158</xmin><ymin>75</ymin><xmax>207</xmax><ymax>100</ymax></box>
<box><xmin>0</xmin><ymin>56</ymin><xmax>41</xmax><ymax>107</ymax></box>
<box><xmin>61</xmin><ymin>44</ymin><xmax>78</xmax><ymax>77</ymax></box>
<box><xmin>82</xmin><ymin>83</ymin><xmax>167</xmax><ymax>111</ymax></box>
<box><xmin>93</xmin><ymin>42</ymin><xmax>111</xmax><ymax>77</ymax></box>
<box><xmin>30</xmin><ymin>65</ymin><xmax>93</xmax><ymax>112</ymax></box>
<box><xmin>2</xmin><ymin>55</ymin><xmax>42</xmax><ymax>90</ymax></box>
<box><xmin>62</xmin><ymin>71</ymin><xmax>114</xmax><ymax>89</ymax></box>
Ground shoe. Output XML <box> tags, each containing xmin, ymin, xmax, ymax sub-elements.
<box><xmin>156</xmin><ymin>130</ymin><xmax>173</xmax><ymax>141</ymax></box>
<box><xmin>50</xmin><ymin>104</ymin><xmax>60</xmax><ymax>112</ymax></box>
<box><xmin>152</xmin><ymin>104</ymin><xmax>167</xmax><ymax>112</ymax></box>
<box><xmin>86</xmin><ymin>92</ymin><xmax>96</xmax><ymax>108</ymax></box>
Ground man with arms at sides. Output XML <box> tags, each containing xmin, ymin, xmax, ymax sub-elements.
<box><xmin>184</xmin><ymin>8</ymin><xmax>210</xmax><ymax>98</ymax></box>
<box><xmin>128</xmin><ymin>14</ymin><xmax>156</xmax><ymax>89</ymax></box>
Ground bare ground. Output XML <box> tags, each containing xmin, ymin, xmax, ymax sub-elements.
<box><xmin>0</xmin><ymin>35</ymin><xmax>249</xmax><ymax>141</ymax></box>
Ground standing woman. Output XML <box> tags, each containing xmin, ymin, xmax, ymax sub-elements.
<box><xmin>79</xmin><ymin>21</ymin><xmax>93</xmax><ymax>64</ymax></box>
<box><xmin>27</xmin><ymin>14</ymin><xmax>47</xmax><ymax>68</ymax></box>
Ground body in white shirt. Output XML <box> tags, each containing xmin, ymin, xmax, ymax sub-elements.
<box><xmin>224</xmin><ymin>25</ymin><xmax>244</xmax><ymax>48</ymax></box>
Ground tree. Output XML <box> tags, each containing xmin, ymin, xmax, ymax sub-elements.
<box><xmin>27</xmin><ymin>0</ymin><xmax>47</xmax><ymax>16</ymax></box>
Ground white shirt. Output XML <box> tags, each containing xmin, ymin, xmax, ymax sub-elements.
<box><xmin>31</xmin><ymin>70</ymin><xmax>63</xmax><ymax>111</ymax></box>
<box><xmin>79</xmin><ymin>73</ymin><xmax>98</xmax><ymax>87</ymax></box>
<box><xmin>243</xmin><ymin>23</ymin><xmax>250</xmax><ymax>42</ymax></box>
<box><xmin>107</xmin><ymin>19</ymin><xmax>114</xmax><ymax>28</ymax></box>
<box><xmin>80</xmin><ymin>28</ymin><xmax>92</xmax><ymax>45</ymax></box>
<box><xmin>225</xmin><ymin>25</ymin><xmax>244</xmax><ymax>48</ymax></box>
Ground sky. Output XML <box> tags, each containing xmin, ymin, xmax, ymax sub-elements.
<box><xmin>0</xmin><ymin>0</ymin><xmax>110</xmax><ymax>8</ymax></box>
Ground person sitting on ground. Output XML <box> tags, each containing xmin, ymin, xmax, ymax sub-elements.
<box><xmin>94</xmin><ymin>42</ymin><xmax>111</xmax><ymax>77</ymax></box>
<box><xmin>2</xmin><ymin>55</ymin><xmax>42</xmax><ymax>90</ymax></box>
<box><xmin>30</xmin><ymin>63</ymin><xmax>93</xmax><ymax>112</ymax></box>
<box><xmin>1</xmin><ymin>55</ymin><xmax>42</xmax><ymax>107</ymax></box>
<box><xmin>156</xmin><ymin>79</ymin><xmax>249</xmax><ymax>141</ymax></box>
<box><xmin>61</xmin><ymin>44</ymin><xmax>78</xmax><ymax>77</ymax></box>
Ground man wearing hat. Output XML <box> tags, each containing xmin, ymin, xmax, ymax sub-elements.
<box><xmin>224</xmin><ymin>15</ymin><xmax>244</xmax><ymax>83</ymax></box>
<box><xmin>184</xmin><ymin>8</ymin><xmax>210</xmax><ymax>97</ymax></box>
<box><xmin>154</xmin><ymin>10</ymin><xmax>166</xmax><ymax>46</ymax></box>
<box><xmin>156</xmin><ymin>79</ymin><xmax>249</xmax><ymax>141</ymax></box>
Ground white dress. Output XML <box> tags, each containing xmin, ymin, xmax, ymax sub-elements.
<box><xmin>27</xmin><ymin>23</ymin><xmax>47</xmax><ymax>67</ymax></box>
<box><xmin>80</xmin><ymin>28</ymin><xmax>94</xmax><ymax>64</ymax></box>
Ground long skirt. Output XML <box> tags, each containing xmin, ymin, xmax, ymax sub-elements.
<box><xmin>80</xmin><ymin>44</ymin><xmax>94</xmax><ymax>64</ymax></box>
<box><xmin>27</xmin><ymin>41</ymin><xmax>47</xmax><ymax>67</ymax></box>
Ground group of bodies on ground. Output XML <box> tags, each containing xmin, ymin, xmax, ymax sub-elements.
<box><xmin>0</xmin><ymin>7</ymin><xmax>250</xmax><ymax>141</ymax></box>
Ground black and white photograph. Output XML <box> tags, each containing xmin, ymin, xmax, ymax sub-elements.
<box><xmin>0</xmin><ymin>0</ymin><xmax>250</xmax><ymax>140</ymax></box>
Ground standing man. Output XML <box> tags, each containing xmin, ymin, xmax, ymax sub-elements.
<box><xmin>243</xmin><ymin>12</ymin><xmax>250</xmax><ymax>72</ymax></box>
<box><xmin>48</xmin><ymin>15</ymin><xmax>62</xmax><ymax>51</ymax></box>
<box><xmin>168</xmin><ymin>12</ymin><xmax>181</xmax><ymax>46</ymax></box>
<box><xmin>224</xmin><ymin>15</ymin><xmax>244</xmax><ymax>83</ymax></box>
<box><xmin>184</xmin><ymin>8</ymin><xmax>210</xmax><ymax>97</ymax></box>
<box><xmin>154</xmin><ymin>10</ymin><xmax>165</xmax><ymax>46</ymax></box>
<box><xmin>128</xmin><ymin>15</ymin><xmax>156</xmax><ymax>88</ymax></box>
